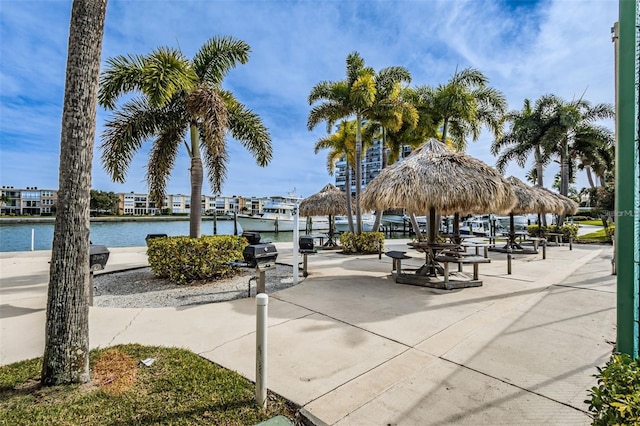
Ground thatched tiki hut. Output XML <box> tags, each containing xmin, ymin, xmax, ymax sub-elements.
<box><xmin>299</xmin><ymin>183</ymin><xmax>352</xmax><ymax>246</ymax></box>
<box><xmin>503</xmin><ymin>176</ymin><xmax>565</xmax><ymax>247</ymax></box>
<box><xmin>361</xmin><ymin>138</ymin><xmax>516</xmax><ymax>243</ymax></box>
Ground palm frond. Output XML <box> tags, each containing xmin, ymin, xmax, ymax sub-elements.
<box><xmin>192</xmin><ymin>36</ymin><xmax>250</xmax><ymax>86</ymax></box>
<box><xmin>147</xmin><ymin>125</ymin><xmax>183</xmax><ymax>207</ymax></box>
<box><xmin>222</xmin><ymin>90</ymin><xmax>272</xmax><ymax>167</ymax></box>
<box><xmin>100</xmin><ymin>97</ymin><xmax>185</xmax><ymax>182</ymax></box>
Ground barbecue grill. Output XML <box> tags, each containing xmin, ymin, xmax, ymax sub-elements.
<box><xmin>89</xmin><ymin>244</ymin><xmax>110</xmax><ymax>271</ymax></box>
<box><xmin>241</xmin><ymin>231</ymin><xmax>262</xmax><ymax>245</ymax></box>
<box><xmin>299</xmin><ymin>235</ymin><xmax>315</xmax><ymax>253</ymax></box>
<box><xmin>242</xmin><ymin>243</ymin><xmax>279</xmax><ymax>269</ymax></box>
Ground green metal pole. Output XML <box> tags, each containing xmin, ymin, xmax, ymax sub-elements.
<box><xmin>615</xmin><ymin>0</ymin><xmax>639</xmax><ymax>356</ymax></box>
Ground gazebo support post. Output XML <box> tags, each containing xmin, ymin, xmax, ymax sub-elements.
<box><xmin>429</xmin><ymin>207</ymin><xmax>437</xmax><ymax>244</ymax></box>
<box><xmin>453</xmin><ymin>212</ymin><xmax>460</xmax><ymax>244</ymax></box>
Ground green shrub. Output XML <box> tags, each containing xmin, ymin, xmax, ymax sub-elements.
<box><xmin>340</xmin><ymin>232</ymin><xmax>384</xmax><ymax>254</ymax></box>
<box><xmin>586</xmin><ymin>353</ymin><xmax>640</xmax><ymax>425</ymax></box>
<box><xmin>605</xmin><ymin>224</ymin><xmax>615</xmax><ymax>241</ymax></box>
<box><xmin>527</xmin><ymin>224</ymin><xmax>579</xmax><ymax>242</ymax></box>
<box><xmin>147</xmin><ymin>235</ymin><xmax>246</xmax><ymax>285</ymax></box>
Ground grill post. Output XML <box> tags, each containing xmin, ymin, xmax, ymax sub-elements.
<box><xmin>257</xmin><ymin>269</ymin><xmax>266</xmax><ymax>294</ymax></box>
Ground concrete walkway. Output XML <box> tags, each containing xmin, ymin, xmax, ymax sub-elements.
<box><xmin>1</xmin><ymin>240</ymin><xmax>615</xmax><ymax>425</ymax></box>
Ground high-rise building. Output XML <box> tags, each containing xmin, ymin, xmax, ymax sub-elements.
<box><xmin>334</xmin><ymin>139</ymin><xmax>413</xmax><ymax>194</ymax></box>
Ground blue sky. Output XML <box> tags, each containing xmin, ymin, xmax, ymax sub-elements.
<box><xmin>0</xmin><ymin>0</ymin><xmax>617</xmax><ymax>198</ymax></box>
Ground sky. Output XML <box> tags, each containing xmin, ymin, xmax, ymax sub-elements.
<box><xmin>0</xmin><ymin>0</ymin><xmax>618</xmax><ymax>199</ymax></box>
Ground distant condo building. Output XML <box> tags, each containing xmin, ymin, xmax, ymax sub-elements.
<box><xmin>334</xmin><ymin>139</ymin><xmax>412</xmax><ymax>194</ymax></box>
<box><xmin>0</xmin><ymin>185</ymin><xmax>265</xmax><ymax>217</ymax></box>
<box><xmin>0</xmin><ymin>186</ymin><xmax>56</xmax><ymax>216</ymax></box>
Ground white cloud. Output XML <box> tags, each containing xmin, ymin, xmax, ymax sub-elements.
<box><xmin>0</xmin><ymin>0</ymin><xmax>618</xmax><ymax>198</ymax></box>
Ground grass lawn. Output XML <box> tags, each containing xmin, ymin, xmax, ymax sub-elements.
<box><xmin>0</xmin><ymin>344</ymin><xmax>299</xmax><ymax>425</ymax></box>
<box><xmin>577</xmin><ymin>228</ymin><xmax>611</xmax><ymax>243</ymax></box>
<box><xmin>575</xmin><ymin>220</ymin><xmax>606</xmax><ymax>227</ymax></box>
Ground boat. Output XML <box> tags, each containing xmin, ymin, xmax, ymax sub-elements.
<box><xmin>334</xmin><ymin>214</ymin><xmax>376</xmax><ymax>232</ymax></box>
<box><xmin>235</xmin><ymin>195</ymin><xmax>329</xmax><ymax>232</ymax></box>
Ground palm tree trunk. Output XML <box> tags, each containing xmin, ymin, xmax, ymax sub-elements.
<box><xmin>371</xmin><ymin>127</ymin><xmax>387</xmax><ymax>232</ymax></box>
<box><xmin>354</xmin><ymin>114</ymin><xmax>363</xmax><ymax>234</ymax></box>
<box><xmin>189</xmin><ymin>124</ymin><xmax>203</xmax><ymax>238</ymax></box>
<box><xmin>409</xmin><ymin>213</ymin><xmax>423</xmax><ymax>240</ymax></box>
<box><xmin>559</xmin><ymin>139</ymin><xmax>569</xmax><ymax>225</ymax></box>
<box><xmin>585</xmin><ymin>165</ymin><xmax>596</xmax><ymax>188</ymax></box>
<box><xmin>344</xmin><ymin>162</ymin><xmax>355</xmax><ymax>233</ymax></box>
<box><xmin>441</xmin><ymin>118</ymin><xmax>449</xmax><ymax>145</ymax></box>
<box><xmin>42</xmin><ymin>0</ymin><xmax>107</xmax><ymax>386</ymax></box>
<box><xmin>534</xmin><ymin>145</ymin><xmax>544</xmax><ymax>187</ymax></box>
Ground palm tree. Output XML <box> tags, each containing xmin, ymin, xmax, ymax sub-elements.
<box><xmin>308</xmin><ymin>52</ymin><xmax>410</xmax><ymax>234</ymax></box>
<box><xmin>367</xmin><ymin>68</ymin><xmax>417</xmax><ymax>231</ymax></box>
<box><xmin>41</xmin><ymin>0</ymin><xmax>107</xmax><ymax>386</ymax></box>
<box><xmin>540</xmin><ymin>95</ymin><xmax>614</xmax><ymax>198</ymax></box>
<box><xmin>427</xmin><ymin>67</ymin><xmax>506</xmax><ymax>151</ymax></box>
<box><xmin>491</xmin><ymin>97</ymin><xmax>556</xmax><ymax>187</ymax></box>
<box><xmin>314</xmin><ymin>120</ymin><xmax>359</xmax><ymax>232</ymax></box>
<box><xmin>99</xmin><ymin>36</ymin><xmax>272</xmax><ymax>238</ymax></box>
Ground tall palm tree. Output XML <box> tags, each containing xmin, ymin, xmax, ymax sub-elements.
<box><xmin>42</xmin><ymin>0</ymin><xmax>107</xmax><ymax>386</ymax></box>
<box><xmin>540</xmin><ymin>95</ymin><xmax>614</xmax><ymax>198</ymax></box>
<box><xmin>491</xmin><ymin>97</ymin><xmax>556</xmax><ymax>187</ymax></box>
<box><xmin>99</xmin><ymin>36</ymin><xmax>272</xmax><ymax>238</ymax></box>
<box><xmin>572</xmin><ymin>125</ymin><xmax>614</xmax><ymax>188</ymax></box>
<box><xmin>314</xmin><ymin>120</ymin><xmax>359</xmax><ymax>232</ymax></box>
<box><xmin>367</xmin><ymin>67</ymin><xmax>417</xmax><ymax>231</ymax></box>
<box><xmin>308</xmin><ymin>52</ymin><xmax>409</xmax><ymax>234</ymax></box>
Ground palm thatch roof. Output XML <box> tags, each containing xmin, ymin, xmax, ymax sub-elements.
<box><xmin>506</xmin><ymin>176</ymin><xmax>565</xmax><ymax>215</ymax></box>
<box><xmin>299</xmin><ymin>183</ymin><xmax>351</xmax><ymax>216</ymax></box>
<box><xmin>361</xmin><ymin>139</ymin><xmax>516</xmax><ymax>215</ymax></box>
<box><xmin>536</xmin><ymin>187</ymin><xmax>579</xmax><ymax>215</ymax></box>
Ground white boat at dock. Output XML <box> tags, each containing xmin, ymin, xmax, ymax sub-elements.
<box><xmin>334</xmin><ymin>214</ymin><xmax>376</xmax><ymax>232</ymax></box>
<box><xmin>235</xmin><ymin>195</ymin><xmax>329</xmax><ymax>232</ymax></box>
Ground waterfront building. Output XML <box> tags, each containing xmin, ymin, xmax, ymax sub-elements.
<box><xmin>0</xmin><ymin>186</ymin><xmax>57</xmax><ymax>216</ymax></box>
<box><xmin>1</xmin><ymin>185</ymin><xmax>267</xmax><ymax>217</ymax></box>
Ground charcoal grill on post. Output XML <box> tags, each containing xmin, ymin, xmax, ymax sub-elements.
<box><xmin>298</xmin><ymin>235</ymin><xmax>315</xmax><ymax>277</ymax></box>
<box><xmin>242</xmin><ymin>243</ymin><xmax>279</xmax><ymax>294</ymax></box>
<box><xmin>89</xmin><ymin>244</ymin><xmax>110</xmax><ymax>307</ymax></box>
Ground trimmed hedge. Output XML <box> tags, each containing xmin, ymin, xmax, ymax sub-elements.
<box><xmin>527</xmin><ymin>224</ymin><xmax>579</xmax><ymax>242</ymax></box>
<box><xmin>340</xmin><ymin>232</ymin><xmax>384</xmax><ymax>254</ymax></box>
<box><xmin>586</xmin><ymin>353</ymin><xmax>640</xmax><ymax>425</ymax></box>
<box><xmin>147</xmin><ymin>235</ymin><xmax>246</xmax><ymax>285</ymax></box>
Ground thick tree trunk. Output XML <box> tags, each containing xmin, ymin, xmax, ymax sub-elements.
<box><xmin>372</xmin><ymin>128</ymin><xmax>387</xmax><ymax>232</ymax></box>
<box><xmin>189</xmin><ymin>124</ymin><xmax>202</xmax><ymax>238</ymax></box>
<box><xmin>42</xmin><ymin>0</ymin><xmax>107</xmax><ymax>386</ymax></box>
<box><xmin>354</xmin><ymin>114</ymin><xmax>363</xmax><ymax>234</ymax></box>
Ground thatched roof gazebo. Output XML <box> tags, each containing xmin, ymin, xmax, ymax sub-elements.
<box><xmin>361</xmin><ymin>138</ymin><xmax>516</xmax><ymax>243</ymax></box>
<box><xmin>299</xmin><ymin>183</ymin><xmax>351</xmax><ymax>247</ymax></box>
<box><xmin>499</xmin><ymin>176</ymin><xmax>566</xmax><ymax>251</ymax></box>
<box><xmin>536</xmin><ymin>187</ymin><xmax>579</xmax><ymax>216</ymax></box>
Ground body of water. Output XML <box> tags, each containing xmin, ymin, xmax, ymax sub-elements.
<box><xmin>0</xmin><ymin>219</ymin><xmax>297</xmax><ymax>252</ymax></box>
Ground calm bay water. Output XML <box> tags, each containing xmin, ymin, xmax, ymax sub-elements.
<box><xmin>0</xmin><ymin>219</ymin><xmax>294</xmax><ymax>252</ymax></box>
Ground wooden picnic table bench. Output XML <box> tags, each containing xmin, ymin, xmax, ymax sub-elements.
<box><xmin>435</xmin><ymin>255</ymin><xmax>491</xmax><ymax>283</ymax></box>
<box><xmin>385</xmin><ymin>251</ymin><xmax>412</xmax><ymax>275</ymax></box>
<box><xmin>546</xmin><ymin>233</ymin><xmax>563</xmax><ymax>246</ymax></box>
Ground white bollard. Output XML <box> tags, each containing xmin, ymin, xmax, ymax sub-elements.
<box><xmin>256</xmin><ymin>293</ymin><xmax>268</xmax><ymax>409</ymax></box>
<box><xmin>292</xmin><ymin>203</ymin><xmax>299</xmax><ymax>285</ymax></box>
<box><xmin>31</xmin><ymin>228</ymin><xmax>35</xmax><ymax>251</ymax></box>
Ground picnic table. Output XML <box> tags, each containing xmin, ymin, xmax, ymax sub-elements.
<box><xmin>407</xmin><ymin>241</ymin><xmax>459</xmax><ymax>277</ymax></box>
<box><xmin>461</xmin><ymin>241</ymin><xmax>491</xmax><ymax>258</ymax></box>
